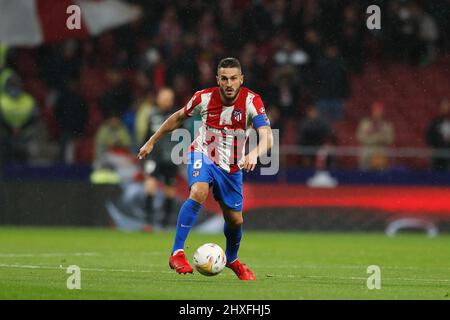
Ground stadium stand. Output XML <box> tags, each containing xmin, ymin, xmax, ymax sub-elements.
<box><xmin>1</xmin><ymin>0</ymin><xmax>450</xmax><ymax>232</ymax></box>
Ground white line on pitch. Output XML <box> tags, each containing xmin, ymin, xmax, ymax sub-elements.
<box><xmin>266</xmin><ymin>274</ymin><xmax>450</xmax><ymax>283</ymax></box>
<box><xmin>1</xmin><ymin>264</ymin><xmax>449</xmax><ymax>283</ymax></box>
<box><xmin>262</xmin><ymin>264</ymin><xmax>450</xmax><ymax>271</ymax></box>
<box><xmin>0</xmin><ymin>251</ymin><xmax>167</xmax><ymax>258</ymax></box>
<box><xmin>0</xmin><ymin>252</ymin><xmax>99</xmax><ymax>258</ymax></box>
<box><xmin>0</xmin><ymin>263</ymin><xmax>172</xmax><ymax>274</ymax></box>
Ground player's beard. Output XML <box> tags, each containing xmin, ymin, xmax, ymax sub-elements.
<box><xmin>220</xmin><ymin>85</ymin><xmax>241</xmax><ymax>104</ymax></box>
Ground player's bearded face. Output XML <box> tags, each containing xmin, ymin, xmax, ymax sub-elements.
<box><xmin>217</xmin><ymin>68</ymin><xmax>243</xmax><ymax>103</ymax></box>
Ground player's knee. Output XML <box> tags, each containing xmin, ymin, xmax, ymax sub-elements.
<box><xmin>189</xmin><ymin>184</ymin><xmax>209</xmax><ymax>204</ymax></box>
<box><xmin>227</xmin><ymin>216</ymin><xmax>243</xmax><ymax>228</ymax></box>
<box><xmin>233</xmin><ymin>218</ymin><xmax>244</xmax><ymax>228</ymax></box>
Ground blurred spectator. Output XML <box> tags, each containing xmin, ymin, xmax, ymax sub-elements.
<box><xmin>384</xmin><ymin>1</ymin><xmax>439</xmax><ymax>66</ymax></box>
<box><xmin>139</xmin><ymin>47</ymin><xmax>167</xmax><ymax>92</ymax></box>
<box><xmin>217</xmin><ymin>0</ymin><xmax>244</xmax><ymax>49</ymax></box>
<box><xmin>313</xmin><ymin>45</ymin><xmax>350</xmax><ymax>122</ymax></box>
<box><xmin>301</xmin><ymin>28</ymin><xmax>322</xmax><ymax>94</ymax></box>
<box><xmin>266</xmin><ymin>105</ymin><xmax>283</xmax><ymax>141</ymax></box>
<box><xmin>269</xmin><ymin>0</ymin><xmax>289</xmax><ymax>34</ymax></box>
<box><xmin>385</xmin><ymin>1</ymin><xmax>420</xmax><ymax>64</ymax></box>
<box><xmin>356</xmin><ymin>102</ymin><xmax>395</xmax><ymax>171</ymax></box>
<box><xmin>134</xmin><ymin>93</ymin><xmax>155</xmax><ymax>146</ymax></box>
<box><xmin>381</xmin><ymin>1</ymin><xmax>403</xmax><ymax>61</ymax></box>
<box><xmin>425</xmin><ymin>98</ymin><xmax>450</xmax><ymax>171</ymax></box>
<box><xmin>157</xmin><ymin>5</ymin><xmax>183</xmax><ymax>54</ymax></box>
<box><xmin>427</xmin><ymin>0</ymin><xmax>450</xmax><ymax>51</ymax></box>
<box><xmin>273</xmin><ymin>38</ymin><xmax>309</xmax><ymax>75</ymax></box>
<box><xmin>143</xmin><ymin>87</ymin><xmax>178</xmax><ymax>229</ymax></box>
<box><xmin>0</xmin><ymin>70</ymin><xmax>38</xmax><ymax>164</ymax></box>
<box><xmin>317</xmin><ymin>0</ymin><xmax>344</xmax><ymax>43</ymax></box>
<box><xmin>240</xmin><ymin>42</ymin><xmax>265</xmax><ymax>94</ymax></box>
<box><xmin>286</xmin><ymin>0</ymin><xmax>306</xmax><ymax>43</ymax></box>
<box><xmin>166</xmin><ymin>33</ymin><xmax>199</xmax><ymax>90</ymax></box>
<box><xmin>54</xmin><ymin>78</ymin><xmax>88</xmax><ymax>164</ymax></box>
<box><xmin>242</xmin><ymin>0</ymin><xmax>273</xmax><ymax>41</ymax></box>
<box><xmin>197</xmin><ymin>52</ymin><xmax>216</xmax><ymax>88</ymax></box>
<box><xmin>268</xmin><ymin>71</ymin><xmax>300</xmax><ymax>120</ymax></box>
<box><xmin>196</xmin><ymin>11</ymin><xmax>220</xmax><ymax>51</ymax></box>
<box><xmin>99</xmin><ymin>69</ymin><xmax>132</xmax><ymax>119</ymax></box>
<box><xmin>298</xmin><ymin>105</ymin><xmax>334</xmax><ymax>168</ymax></box>
<box><xmin>94</xmin><ymin>112</ymin><xmax>132</xmax><ymax>163</ymax></box>
<box><xmin>341</xmin><ymin>3</ymin><xmax>364</xmax><ymax>73</ymax></box>
<box><xmin>412</xmin><ymin>2</ymin><xmax>440</xmax><ymax>66</ymax></box>
<box><xmin>302</xmin><ymin>28</ymin><xmax>322</xmax><ymax>67</ymax></box>
<box><xmin>41</xmin><ymin>40</ymin><xmax>82</xmax><ymax>90</ymax></box>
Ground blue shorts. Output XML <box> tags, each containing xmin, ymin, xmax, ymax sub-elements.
<box><xmin>187</xmin><ymin>151</ymin><xmax>243</xmax><ymax>211</ymax></box>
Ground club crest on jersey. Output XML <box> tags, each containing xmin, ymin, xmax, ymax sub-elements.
<box><xmin>233</xmin><ymin>110</ymin><xmax>242</xmax><ymax>122</ymax></box>
<box><xmin>192</xmin><ymin>170</ymin><xmax>200</xmax><ymax>177</ymax></box>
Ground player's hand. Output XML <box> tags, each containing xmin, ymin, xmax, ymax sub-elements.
<box><xmin>137</xmin><ymin>142</ymin><xmax>154</xmax><ymax>160</ymax></box>
<box><xmin>241</xmin><ymin>151</ymin><xmax>257</xmax><ymax>172</ymax></box>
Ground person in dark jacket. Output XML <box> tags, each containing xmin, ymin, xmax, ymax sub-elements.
<box><xmin>298</xmin><ymin>104</ymin><xmax>334</xmax><ymax>168</ymax></box>
<box><xmin>313</xmin><ymin>45</ymin><xmax>350</xmax><ymax>122</ymax></box>
<box><xmin>426</xmin><ymin>99</ymin><xmax>450</xmax><ymax>171</ymax></box>
<box><xmin>54</xmin><ymin>79</ymin><xmax>88</xmax><ymax>164</ymax></box>
<box><xmin>99</xmin><ymin>68</ymin><xmax>132</xmax><ymax>119</ymax></box>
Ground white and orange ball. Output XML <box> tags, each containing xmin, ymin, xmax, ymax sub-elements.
<box><xmin>193</xmin><ymin>243</ymin><xmax>227</xmax><ymax>276</ymax></box>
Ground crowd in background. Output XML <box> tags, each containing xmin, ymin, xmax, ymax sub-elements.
<box><xmin>1</xmin><ymin>0</ymin><xmax>450</xmax><ymax>171</ymax></box>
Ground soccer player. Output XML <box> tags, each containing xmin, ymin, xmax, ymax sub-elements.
<box><xmin>137</xmin><ymin>57</ymin><xmax>273</xmax><ymax>280</ymax></box>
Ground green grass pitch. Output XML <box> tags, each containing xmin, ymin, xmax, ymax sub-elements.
<box><xmin>0</xmin><ymin>227</ymin><xmax>449</xmax><ymax>300</ymax></box>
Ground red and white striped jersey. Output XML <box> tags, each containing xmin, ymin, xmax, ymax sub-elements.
<box><xmin>183</xmin><ymin>87</ymin><xmax>270</xmax><ymax>173</ymax></box>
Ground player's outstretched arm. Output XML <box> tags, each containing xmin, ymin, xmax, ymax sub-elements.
<box><xmin>137</xmin><ymin>108</ymin><xmax>187</xmax><ymax>160</ymax></box>
<box><xmin>241</xmin><ymin>126</ymin><xmax>273</xmax><ymax>172</ymax></box>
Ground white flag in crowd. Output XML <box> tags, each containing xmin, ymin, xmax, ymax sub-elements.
<box><xmin>0</xmin><ymin>0</ymin><xmax>141</xmax><ymax>46</ymax></box>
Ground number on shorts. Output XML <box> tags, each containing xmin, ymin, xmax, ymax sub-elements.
<box><xmin>193</xmin><ymin>159</ymin><xmax>202</xmax><ymax>169</ymax></box>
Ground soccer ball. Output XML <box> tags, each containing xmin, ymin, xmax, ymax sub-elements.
<box><xmin>193</xmin><ymin>243</ymin><xmax>227</xmax><ymax>276</ymax></box>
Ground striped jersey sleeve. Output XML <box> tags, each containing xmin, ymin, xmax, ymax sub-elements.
<box><xmin>247</xmin><ymin>94</ymin><xmax>271</xmax><ymax>129</ymax></box>
<box><xmin>183</xmin><ymin>90</ymin><xmax>204</xmax><ymax>117</ymax></box>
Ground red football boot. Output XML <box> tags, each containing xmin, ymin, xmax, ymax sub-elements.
<box><xmin>226</xmin><ymin>260</ymin><xmax>256</xmax><ymax>280</ymax></box>
<box><xmin>169</xmin><ymin>251</ymin><xmax>193</xmax><ymax>274</ymax></box>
